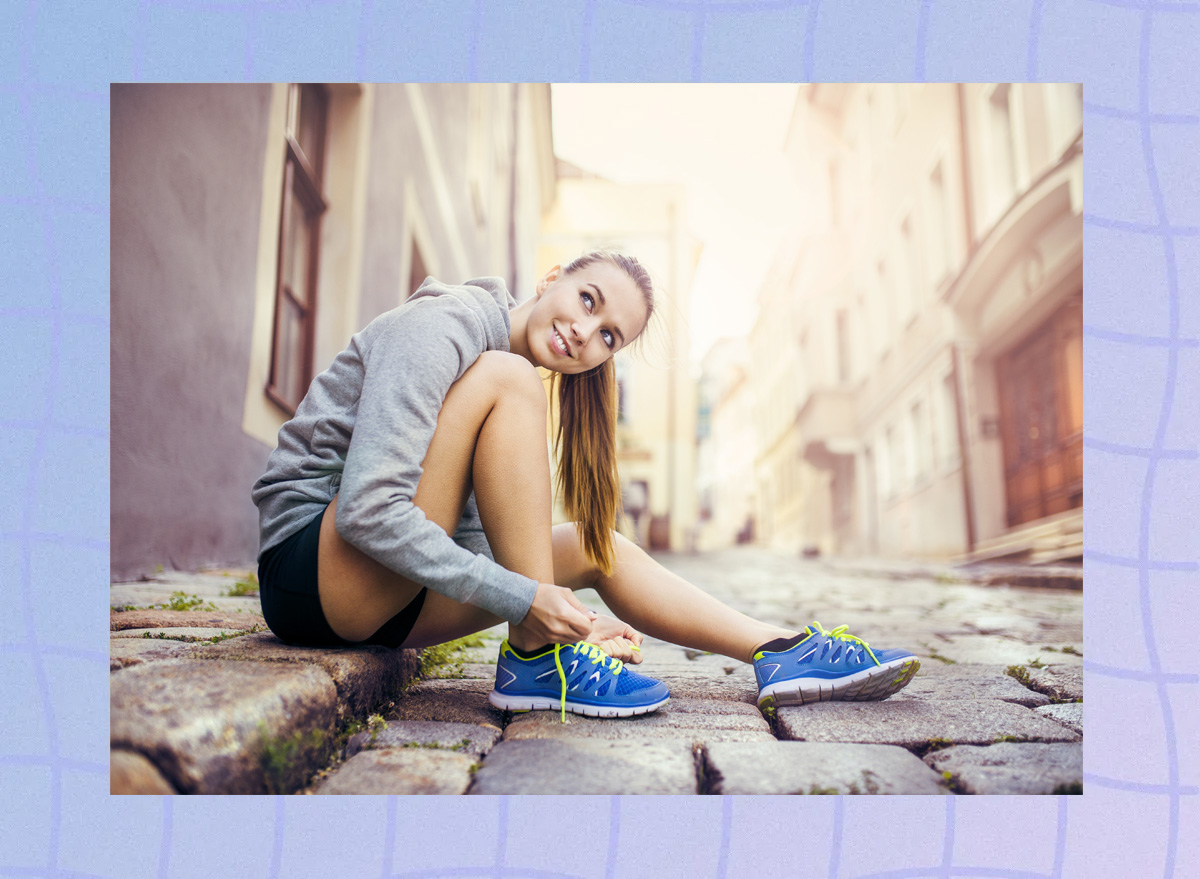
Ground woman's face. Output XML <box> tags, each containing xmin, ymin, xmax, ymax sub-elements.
<box><xmin>529</xmin><ymin>261</ymin><xmax>649</xmax><ymax>374</ymax></box>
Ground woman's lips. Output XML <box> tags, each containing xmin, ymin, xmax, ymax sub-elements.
<box><xmin>552</xmin><ymin>325</ymin><xmax>571</xmax><ymax>358</ymax></box>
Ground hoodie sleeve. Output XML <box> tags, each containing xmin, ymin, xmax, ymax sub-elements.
<box><xmin>334</xmin><ymin>293</ymin><xmax>537</xmax><ymax>624</ymax></box>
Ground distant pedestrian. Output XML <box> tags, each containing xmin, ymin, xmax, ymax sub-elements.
<box><xmin>252</xmin><ymin>251</ymin><xmax>919</xmax><ymax>721</ymax></box>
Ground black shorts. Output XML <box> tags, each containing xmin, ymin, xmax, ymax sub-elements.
<box><xmin>257</xmin><ymin>503</ymin><xmax>427</xmax><ymax>649</ymax></box>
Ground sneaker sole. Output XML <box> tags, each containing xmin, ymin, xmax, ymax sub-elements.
<box><xmin>488</xmin><ymin>690</ymin><xmax>669</xmax><ymax>718</ymax></box>
<box><xmin>757</xmin><ymin>657</ymin><xmax>921</xmax><ymax>707</ymax></box>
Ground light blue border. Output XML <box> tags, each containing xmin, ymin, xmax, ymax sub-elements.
<box><xmin>1</xmin><ymin>1</ymin><xmax>1194</xmax><ymax>877</ymax></box>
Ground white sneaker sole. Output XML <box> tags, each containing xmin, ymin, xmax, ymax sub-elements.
<box><xmin>488</xmin><ymin>690</ymin><xmax>669</xmax><ymax>718</ymax></box>
<box><xmin>757</xmin><ymin>657</ymin><xmax>920</xmax><ymax>708</ymax></box>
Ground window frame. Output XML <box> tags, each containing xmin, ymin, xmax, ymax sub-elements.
<box><xmin>266</xmin><ymin>83</ymin><xmax>329</xmax><ymax>416</ymax></box>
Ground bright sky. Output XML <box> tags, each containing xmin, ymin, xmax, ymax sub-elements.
<box><xmin>550</xmin><ymin>84</ymin><xmax>802</xmax><ymax>371</ymax></box>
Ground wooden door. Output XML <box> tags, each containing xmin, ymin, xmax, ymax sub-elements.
<box><xmin>997</xmin><ymin>296</ymin><xmax>1083</xmax><ymax>528</ymax></box>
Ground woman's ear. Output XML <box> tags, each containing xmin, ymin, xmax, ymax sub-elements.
<box><xmin>536</xmin><ymin>265</ymin><xmax>562</xmax><ymax>297</ymax></box>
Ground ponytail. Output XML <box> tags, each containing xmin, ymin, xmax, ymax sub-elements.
<box><xmin>552</xmin><ymin>360</ymin><xmax>620</xmax><ymax>575</ymax></box>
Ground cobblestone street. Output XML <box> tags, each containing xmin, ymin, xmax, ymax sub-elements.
<box><xmin>110</xmin><ymin>548</ymin><xmax>1082</xmax><ymax>795</ymax></box>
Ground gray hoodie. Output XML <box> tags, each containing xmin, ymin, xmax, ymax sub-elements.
<box><xmin>251</xmin><ymin>277</ymin><xmax>538</xmax><ymax>625</ymax></box>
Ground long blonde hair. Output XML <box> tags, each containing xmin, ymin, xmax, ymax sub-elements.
<box><xmin>551</xmin><ymin>252</ymin><xmax>654</xmax><ymax>576</ymax></box>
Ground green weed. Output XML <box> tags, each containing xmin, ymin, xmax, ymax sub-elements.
<box><xmin>162</xmin><ymin>591</ymin><xmax>218</xmax><ymax>612</ymax></box>
<box><xmin>1005</xmin><ymin>664</ymin><xmax>1032</xmax><ymax>686</ymax></box>
<box><xmin>224</xmin><ymin>573</ymin><xmax>259</xmax><ymax>597</ymax></box>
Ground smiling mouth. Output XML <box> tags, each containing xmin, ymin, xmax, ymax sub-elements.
<box><xmin>552</xmin><ymin>325</ymin><xmax>571</xmax><ymax>358</ymax></box>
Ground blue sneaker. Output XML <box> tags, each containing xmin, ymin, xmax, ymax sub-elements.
<box><xmin>753</xmin><ymin>622</ymin><xmax>920</xmax><ymax>709</ymax></box>
<box><xmin>488</xmin><ymin>640</ymin><xmax>670</xmax><ymax>721</ymax></box>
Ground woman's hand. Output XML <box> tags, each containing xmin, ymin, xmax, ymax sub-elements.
<box><xmin>516</xmin><ymin>582</ymin><xmax>596</xmax><ymax>647</ymax></box>
<box><xmin>585</xmin><ymin>614</ymin><xmax>644</xmax><ymax>664</ymax></box>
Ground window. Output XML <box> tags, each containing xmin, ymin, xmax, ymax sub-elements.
<box><xmin>896</xmin><ymin>216</ymin><xmax>918</xmax><ymax>323</ymax></box>
<box><xmin>828</xmin><ymin>159</ymin><xmax>841</xmax><ymax>227</ymax></box>
<box><xmin>267</xmin><ymin>83</ymin><xmax>328</xmax><ymax>415</ymax></box>
<box><xmin>988</xmin><ymin>84</ymin><xmax>1018</xmax><ymax>210</ymax></box>
<box><xmin>616</xmin><ymin>355</ymin><xmax>631</xmax><ymax>424</ymax></box>
<box><xmin>927</xmin><ymin>160</ymin><xmax>951</xmax><ymax>289</ymax></box>
<box><xmin>911</xmin><ymin>398</ymin><xmax>929</xmax><ymax>481</ymax></box>
<box><xmin>876</xmin><ymin>259</ymin><xmax>894</xmax><ymax>356</ymax></box>
<box><xmin>1046</xmin><ymin>82</ymin><xmax>1082</xmax><ymax>157</ymax></box>
<box><xmin>887</xmin><ymin>423</ymin><xmax>903</xmax><ymax>496</ymax></box>
<box><xmin>941</xmin><ymin>372</ymin><xmax>960</xmax><ymax>466</ymax></box>
<box><xmin>835</xmin><ymin>309</ymin><xmax>851</xmax><ymax>384</ymax></box>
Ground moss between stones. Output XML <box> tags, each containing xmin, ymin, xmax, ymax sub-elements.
<box><xmin>399</xmin><ymin>737</ymin><xmax>471</xmax><ymax>752</ymax></box>
<box><xmin>260</xmin><ymin>724</ymin><xmax>331</xmax><ymax>795</ymax></box>
<box><xmin>417</xmin><ymin>634</ymin><xmax>487</xmax><ymax>680</ymax></box>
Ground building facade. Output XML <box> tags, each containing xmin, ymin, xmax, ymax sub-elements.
<box><xmin>112</xmin><ymin>83</ymin><xmax>555</xmax><ymax>579</ymax></box>
<box><xmin>730</xmin><ymin>83</ymin><xmax>1081</xmax><ymax>562</ymax></box>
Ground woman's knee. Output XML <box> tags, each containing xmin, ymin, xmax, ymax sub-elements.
<box><xmin>552</xmin><ymin>521</ymin><xmax>628</xmax><ymax>590</ymax></box>
<box><xmin>468</xmin><ymin>351</ymin><xmax>546</xmax><ymax>408</ymax></box>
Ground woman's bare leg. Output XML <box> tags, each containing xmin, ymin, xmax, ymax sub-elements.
<box><xmin>318</xmin><ymin>351</ymin><xmax>556</xmax><ymax>643</ymax></box>
<box><xmin>551</xmin><ymin>523</ymin><xmax>796</xmax><ymax>665</ymax></box>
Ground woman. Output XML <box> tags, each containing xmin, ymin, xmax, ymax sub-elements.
<box><xmin>252</xmin><ymin>251</ymin><xmax>919</xmax><ymax>721</ymax></box>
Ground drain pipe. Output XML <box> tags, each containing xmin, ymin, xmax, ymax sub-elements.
<box><xmin>953</xmin><ymin>84</ymin><xmax>978</xmax><ymax>555</ymax></box>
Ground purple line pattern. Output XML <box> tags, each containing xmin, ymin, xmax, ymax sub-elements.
<box><xmin>0</xmin><ymin>1</ymin><xmax>1194</xmax><ymax>878</ymax></box>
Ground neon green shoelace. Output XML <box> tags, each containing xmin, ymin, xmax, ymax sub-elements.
<box><xmin>809</xmin><ymin>620</ymin><xmax>881</xmax><ymax>666</ymax></box>
<box><xmin>553</xmin><ymin>641</ymin><xmax>626</xmax><ymax>723</ymax></box>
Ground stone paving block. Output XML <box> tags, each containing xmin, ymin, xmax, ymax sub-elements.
<box><xmin>655</xmin><ymin>669</ymin><xmax>759</xmax><ymax>704</ymax></box>
<box><xmin>113</xmin><ymin>627</ymin><xmax>245</xmax><ymax>641</ymax></box>
<box><xmin>705</xmin><ymin>742</ymin><xmax>950</xmax><ymax>795</ymax></box>
<box><xmin>111</xmin><ymin>659</ymin><xmax>337</xmax><ymax>794</ymax></box>
<box><xmin>111</xmin><ymin>609</ymin><xmax>266</xmax><ymax>631</ymax></box>
<box><xmin>469</xmin><ymin>739</ymin><xmax>698</xmax><ymax>795</ymax></box>
<box><xmin>389</xmin><ymin>678</ymin><xmax>505</xmax><ymax>728</ymax></box>
<box><xmin>1034</xmin><ymin>703</ymin><xmax>1084</xmax><ymax>735</ymax></box>
<box><xmin>110</xmin><ymin>749</ymin><xmax>177</xmax><ymax>794</ymax></box>
<box><xmin>110</xmin><ymin>578</ymin><xmax>259</xmax><ymax>614</ymax></box>
<box><xmin>346</xmin><ymin>721</ymin><xmax>501</xmax><ymax>759</ymax></box>
<box><xmin>892</xmin><ymin>663</ymin><xmax>1052</xmax><ymax>708</ymax></box>
<box><xmin>924</xmin><ymin>742</ymin><xmax>1083</xmax><ymax>794</ymax></box>
<box><xmin>774</xmin><ymin>699</ymin><xmax>1081</xmax><ymax>750</ymax></box>
<box><xmin>1020</xmin><ymin>664</ymin><xmax>1084</xmax><ymax>702</ymax></box>
<box><xmin>110</xmin><ymin>637</ymin><xmax>195</xmax><ymax>670</ymax></box>
<box><xmin>185</xmin><ymin>632</ymin><xmax>420</xmax><ymax>718</ymax></box>
<box><xmin>502</xmin><ymin>697</ymin><xmax>772</xmax><ymax>745</ymax></box>
<box><xmin>914</xmin><ymin>634</ymin><xmax>1060</xmax><ymax>666</ymax></box>
<box><xmin>315</xmin><ymin>749</ymin><xmax>476</xmax><ymax>795</ymax></box>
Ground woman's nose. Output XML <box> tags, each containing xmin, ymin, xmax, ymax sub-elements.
<box><xmin>570</xmin><ymin>319</ymin><xmax>595</xmax><ymax>345</ymax></box>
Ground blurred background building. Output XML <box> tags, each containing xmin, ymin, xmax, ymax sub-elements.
<box><xmin>112</xmin><ymin>82</ymin><xmax>1081</xmax><ymax>580</ymax></box>
<box><xmin>711</xmin><ymin>83</ymin><xmax>1082</xmax><ymax>564</ymax></box>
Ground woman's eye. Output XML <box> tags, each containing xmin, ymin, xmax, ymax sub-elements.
<box><xmin>580</xmin><ymin>291</ymin><xmax>594</xmax><ymax>310</ymax></box>
<box><xmin>602</xmin><ymin>330</ymin><xmax>615</xmax><ymax>348</ymax></box>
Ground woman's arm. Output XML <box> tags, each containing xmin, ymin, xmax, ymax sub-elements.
<box><xmin>335</xmin><ymin>289</ymin><xmax>538</xmax><ymax>624</ymax></box>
